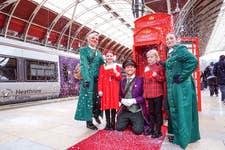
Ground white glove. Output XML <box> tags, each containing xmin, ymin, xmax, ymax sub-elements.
<box><xmin>152</xmin><ymin>71</ymin><xmax>157</xmax><ymax>77</ymax></box>
<box><xmin>121</xmin><ymin>98</ymin><xmax>130</xmax><ymax>106</ymax></box>
<box><xmin>144</xmin><ymin>66</ymin><xmax>150</xmax><ymax>72</ymax></box>
<box><xmin>121</xmin><ymin>98</ymin><xmax>136</xmax><ymax>106</ymax></box>
<box><xmin>130</xmin><ymin>98</ymin><xmax>137</xmax><ymax>104</ymax></box>
<box><xmin>113</xmin><ymin>65</ymin><xmax>120</xmax><ymax>76</ymax></box>
<box><xmin>126</xmin><ymin>98</ymin><xmax>136</xmax><ymax>106</ymax></box>
<box><xmin>121</xmin><ymin>98</ymin><xmax>126</xmax><ymax>105</ymax></box>
<box><xmin>98</xmin><ymin>91</ymin><xmax>103</xmax><ymax>97</ymax></box>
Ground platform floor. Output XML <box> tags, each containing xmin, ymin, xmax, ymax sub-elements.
<box><xmin>0</xmin><ymin>89</ymin><xmax>225</xmax><ymax>150</ymax></box>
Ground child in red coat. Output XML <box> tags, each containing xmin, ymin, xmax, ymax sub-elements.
<box><xmin>98</xmin><ymin>50</ymin><xmax>122</xmax><ymax>130</ymax></box>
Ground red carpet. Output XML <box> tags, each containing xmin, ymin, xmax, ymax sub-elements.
<box><xmin>67</xmin><ymin>126</ymin><xmax>167</xmax><ymax>150</ymax></box>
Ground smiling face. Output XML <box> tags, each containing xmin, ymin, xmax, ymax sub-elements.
<box><xmin>166</xmin><ymin>33</ymin><xmax>177</xmax><ymax>48</ymax></box>
<box><xmin>105</xmin><ymin>52</ymin><xmax>114</xmax><ymax>64</ymax></box>
<box><xmin>146</xmin><ymin>50</ymin><xmax>159</xmax><ymax>65</ymax></box>
<box><xmin>87</xmin><ymin>33</ymin><xmax>99</xmax><ymax>48</ymax></box>
<box><xmin>124</xmin><ymin>65</ymin><xmax>136</xmax><ymax>77</ymax></box>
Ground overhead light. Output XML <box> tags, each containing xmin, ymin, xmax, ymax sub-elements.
<box><xmin>132</xmin><ymin>0</ymin><xmax>144</xmax><ymax>18</ymax></box>
<box><xmin>175</xmin><ymin>0</ymin><xmax>180</xmax><ymax>13</ymax></box>
<box><xmin>180</xmin><ymin>25</ymin><xmax>184</xmax><ymax>32</ymax></box>
<box><xmin>46</xmin><ymin>32</ymin><xmax>50</xmax><ymax>39</ymax></box>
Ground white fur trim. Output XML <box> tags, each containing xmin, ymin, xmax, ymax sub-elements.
<box><xmin>144</xmin><ymin>66</ymin><xmax>150</xmax><ymax>72</ymax></box>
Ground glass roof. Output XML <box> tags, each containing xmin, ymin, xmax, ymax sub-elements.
<box><xmin>205</xmin><ymin>0</ymin><xmax>225</xmax><ymax>54</ymax></box>
<box><xmin>33</xmin><ymin>0</ymin><xmax>134</xmax><ymax>49</ymax></box>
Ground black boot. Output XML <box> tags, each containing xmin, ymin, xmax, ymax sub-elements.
<box><xmin>151</xmin><ymin>131</ymin><xmax>162</xmax><ymax>138</ymax></box>
<box><xmin>104</xmin><ymin>110</ymin><xmax>111</xmax><ymax>130</ymax></box>
<box><xmin>144</xmin><ymin>127</ymin><xmax>154</xmax><ymax>136</ymax></box>
<box><xmin>94</xmin><ymin>114</ymin><xmax>101</xmax><ymax>124</ymax></box>
<box><xmin>168</xmin><ymin>135</ymin><xmax>174</xmax><ymax>142</ymax></box>
<box><xmin>151</xmin><ymin>125</ymin><xmax>162</xmax><ymax>138</ymax></box>
<box><xmin>86</xmin><ymin>121</ymin><xmax>98</xmax><ymax>130</ymax></box>
<box><xmin>110</xmin><ymin>109</ymin><xmax>116</xmax><ymax>130</ymax></box>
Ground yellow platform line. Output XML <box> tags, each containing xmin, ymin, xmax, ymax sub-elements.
<box><xmin>0</xmin><ymin>96</ymin><xmax>78</xmax><ymax>110</ymax></box>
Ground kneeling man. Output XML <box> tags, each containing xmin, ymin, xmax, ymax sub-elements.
<box><xmin>116</xmin><ymin>59</ymin><xmax>149</xmax><ymax>135</ymax></box>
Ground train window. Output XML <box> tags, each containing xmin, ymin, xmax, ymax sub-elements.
<box><xmin>26</xmin><ymin>59</ymin><xmax>57</xmax><ymax>81</ymax></box>
<box><xmin>62</xmin><ymin>63</ymin><xmax>68</xmax><ymax>82</ymax></box>
<box><xmin>0</xmin><ymin>56</ymin><xmax>17</xmax><ymax>81</ymax></box>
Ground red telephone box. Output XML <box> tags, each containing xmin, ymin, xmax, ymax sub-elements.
<box><xmin>133</xmin><ymin>13</ymin><xmax>174</xmax><ymax>77</ymax></box>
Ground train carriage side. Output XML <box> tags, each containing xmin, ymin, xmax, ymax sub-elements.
<box><xmin>0</xmin><ymin>37</ymin><xmax>61</xmax><ymax>105</ymax></box>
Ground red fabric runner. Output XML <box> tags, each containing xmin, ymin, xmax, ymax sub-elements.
<box><xmin>67</xmin><ymin>126</ymin><xmax>167</xmax><ymax>150</ymax></box>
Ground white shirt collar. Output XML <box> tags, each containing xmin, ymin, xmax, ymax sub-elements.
<box><xmin>127</xmin><ymin>74</ymin><xmax>135</xmax><ymax>80</ymax></box>
<box><xmin>88</xmin><ymin>45</ymin><xmax>96</xmax><ymax>50</ymax></box>
<box><xmin>168</xmin><ymin>48</ymin><xmax>174</xmax><ymax>54</ymax></box>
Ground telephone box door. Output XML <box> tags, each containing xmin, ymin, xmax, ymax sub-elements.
<box><xmin>180</xmin><ymin>37</ymin><xmax>202</xmax><ymax>111</ymax></box>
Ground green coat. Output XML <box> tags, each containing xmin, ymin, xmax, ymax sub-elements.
<box><xmin>75</xmin><ymin>46</ymin><xmax>104</xmax><ymax>121</ymax></box>
<box><xmin>165</xmin><ymin>44</ymin><xmax>200</xmax><ymax>149</ymax></box>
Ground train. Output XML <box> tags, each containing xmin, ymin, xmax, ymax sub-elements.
<box><xmin>0</xmin><ymin>37</ymin><xmax>80</xmax><ymax>105</ymax></box>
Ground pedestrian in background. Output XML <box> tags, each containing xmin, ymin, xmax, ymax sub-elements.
<box><xmin>204</xmin><ymin>62</ymin><xmax>218</xmax><ymax>96</ymax></box>
<box><xmin>213</xmin><ymin>55</ymin><xmax>225</xmax><ymax>103</ymax></box>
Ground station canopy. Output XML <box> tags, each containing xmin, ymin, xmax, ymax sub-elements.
<box><xmin>1</xmin><ymin>0</ymin><xmax>225</xmax><ymax>62</ymax></box>
<box><xmin>32</xmin><ymin>0</ymin><xmax>135</xmax><ymax>61</ymax></box>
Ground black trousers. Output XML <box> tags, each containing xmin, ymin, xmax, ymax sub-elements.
<box><xmin>116</xmin><ymin>109</ymin><xmax>144</xmax><ymax>135</ymax></box>
<box><xmin>146</xmin><ymin>96</ymin><xmax>163</xmax><ymax>133</ymax></box>
<box><xmin>209</xmin><ymin>85</ymin><xmax>219</xmax><ymax>96</ymax></box>
<box><xmin>92</xmin><ymin>78</ymin><xmax>101</xmax><ymax>117</ymax></box>
<box><xmin>86</xmin><ymin>78</ymin><xmax>101</xmax><ymax>125</ymax></box>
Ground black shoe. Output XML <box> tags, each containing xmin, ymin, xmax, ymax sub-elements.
<box><xmin>94</xmin><ymin>115</ymin><xmax>101</xmax><ymax>124</ymax></box>
<box><xmin>104</xmin><ymin>124</ymin><xmax>111</xmax><ymax>130</ymax></box>
<box><xmin>151</xmin><ymin>132</ymin><xmax>162</xmax><ymax>138</ymax></box>
<box><xmin>110</xmin><ymin>123</ymin><xmax>115</xmax><ymax>130</ymax></box>
<box><xmin>168</xmin><ymin>135</ymin><xmax>174</xmax><ymax>142</ymax></box>
<box><xmin>86</xmin><ymin>123</ymin><xmax>98</xmax><ymax>130</ymax></box>
<box><xmin>144</xmin><ymin>128</ymin><xmax>154</xmax><ymax>136</ymax></box>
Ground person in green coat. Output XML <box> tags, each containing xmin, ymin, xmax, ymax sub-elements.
<box><xmin>74</xmin><ymin>32</ymin><xmax>104</xmax><ymax>130</ymax></box>
<box><xmin>165</xmin><ymin>32</ymin><xmax>200</xmax><ymax>149</ymax></box>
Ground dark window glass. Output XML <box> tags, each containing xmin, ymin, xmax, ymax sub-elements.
<box><xmin>0</xmin><ymin>56</ymin><xmax>17</xmax><ymax>81</ymax></box>
<box><xmin>63</xmin><ymin>63</ymin><xmax>68</xmax><ymax>82</ymax></box>
<box><xmin>26</xmin><ymin>59</ymin><xmax>57</xmax><ymax>81</ymax></box>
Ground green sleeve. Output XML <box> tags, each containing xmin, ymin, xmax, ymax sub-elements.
<box><xmin>80</xmin><ymin>47</ymin><xmax>90</xmax><ymax>82</ymax></box>
<box><xmin>177</xmin><ymin>45</ymin><xmax>198</xmax><ymax>82</ymax></box>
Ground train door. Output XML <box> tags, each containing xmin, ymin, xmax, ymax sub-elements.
<box><xmin>59</xmin><ymin>56</ymin><xmax>80</xmax><ymax>97</ymax></box>
<box><xmin>180</xmin><ymin>37</ymin><xmax>202</xmax><ymax>111</ymax></box>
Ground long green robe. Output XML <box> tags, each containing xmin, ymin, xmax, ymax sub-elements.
<box><xmin>165</xmin><ymin>44</ymin><xmax>200</xmax><ymax>149</ymax></box>
<box><xmin>75</xmin><ymin>46</ymin><xmax>104</xmax><ymax>121</ymax></box>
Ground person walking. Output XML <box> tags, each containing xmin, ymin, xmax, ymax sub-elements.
<box><xmin>213</xmin><ymin>55</ymin><xmax>225</xmax><ymax>103</ymax></box>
